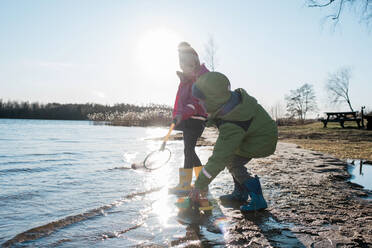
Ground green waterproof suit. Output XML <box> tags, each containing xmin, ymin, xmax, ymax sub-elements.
<box><xmin>193</xmin><ymin>72</ymin><xmax>278</xmax><ymax>190</ymax></box>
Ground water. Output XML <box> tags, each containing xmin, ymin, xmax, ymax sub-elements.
<box><xmin>2</xmin><ymin>119</ymin><xmax>368</xmax><ymax>247</ymax></box>
<box><xmin>347</xmin><ymin>160</ymin><xmax>372</xmax><ymax>190</ymax></box>
<box><xmin>0</xmin><ymin>119</ymin><xmax>224</xmax><ymax>247</ymax></box>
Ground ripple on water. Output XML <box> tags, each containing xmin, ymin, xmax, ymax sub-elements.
<box><xmin>0</xmin><ymin>191</ymin><xmax>40</xmax><ymax>204</ymax></box>
<box><xmin>1</xmin><ymin>187</ymin><xmax>163</xmax><ymax>248</ymax></box>
<box><xmin>0</xmin><ymin>160</ymin><xmax>83</xmax><ymax>176</ymax></box>
<box><xmin>0</xmin><ymin>167</ymin><xmax>49</xmax><ymax>175</ymax></box>
<box><xmin>1</xmin><ymin>121</ymin><xmax>208</xmax><ymax>247</ymax></box>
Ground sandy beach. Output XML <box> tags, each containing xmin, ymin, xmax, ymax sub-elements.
<box><xmin>196</xmin><ymin>128</ymin><xmax>372</xmax><ymax>247</ymax></box>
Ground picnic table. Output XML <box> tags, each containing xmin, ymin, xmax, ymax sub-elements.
<box><xmin>320</xmin><ymin>111</ymin><xmax>362</xmax><ymax>128</ymax></box>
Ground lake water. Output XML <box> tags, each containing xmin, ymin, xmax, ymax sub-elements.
<box><xmin>1</xmin><ymin>119</ymin><xmax>370</xmax><ymax>247</ymax></box>
<box><xmin>0</xmin><ymin>119</ymin><xmax>225</xmax><ymax>247</ymax></box>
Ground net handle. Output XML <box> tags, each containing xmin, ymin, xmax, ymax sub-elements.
<box><xmin>160</xmin><ymin>123</ymin><xmax>175</xmax><ymax>151</ymax></box>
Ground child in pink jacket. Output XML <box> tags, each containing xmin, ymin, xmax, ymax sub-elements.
<box><xmin>169</xmin><ymin>42</ymin><xmax>209</xmax><ymax>195</ymax></box>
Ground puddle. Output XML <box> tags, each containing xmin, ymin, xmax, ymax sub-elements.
<box><xmin>347</xmin><ymin>160</ymin><xmax>372</xmax><ymax>190</ymax></box>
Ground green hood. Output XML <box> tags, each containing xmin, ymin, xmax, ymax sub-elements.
<box><xmin>194</xmin><ymin>72</ymin><xmax>231</xmax><ymax>114</ymax></box>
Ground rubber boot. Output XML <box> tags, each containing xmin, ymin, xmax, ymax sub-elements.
<box><xmin>192</xmin><ymin>166</ymin><xmax>209</xmax><ymax>194</ymax></box>
<box><xmin>193</xmin><ymin>166</ymin><xmax>202</xmax><ymax>179</ymax></box>
<box><xmin>169</xmin><ymin>168</ymin><xmax>193</xmax><ymax>195</ymax></box>
<box><xmin>240</xmin><ymin>175</ymin><xmax>267</xmax><ymax>212</ymax></box>
<box><xmin>219</xmin><ymin>177</ymin><xmax>248</xmax><ymax>202</ymax></box>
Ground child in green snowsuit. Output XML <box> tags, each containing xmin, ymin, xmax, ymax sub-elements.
<box><xmin>190</xmin><ymin>72</ymin><xmax>278</xmax><ymax>211</ymax></box>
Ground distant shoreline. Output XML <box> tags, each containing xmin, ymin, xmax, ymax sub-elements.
<box><xmin>0</xmin><ymin>118</ymin><xmax>171</xmax><ymax>127</ymax></box>
<box><xmin>0</xmin><ymin>100</ymin><xmax>172</xmax><ymax>126</ymax></box>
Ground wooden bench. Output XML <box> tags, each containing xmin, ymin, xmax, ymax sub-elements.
<box><xmin>319</xmin><ymin>112</ymin><xmax>362</xmax><ymax>128</ymax></box>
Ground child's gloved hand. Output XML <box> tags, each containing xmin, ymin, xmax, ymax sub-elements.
<box><xmin>189</xmin><ymin>187</ymin><xmax>201</xmax><ymax>202</ymax></box>
<box><xmin>189</xmin><ymin>187</ymin><xmax>207</xmax><ymax>202</ymax></box>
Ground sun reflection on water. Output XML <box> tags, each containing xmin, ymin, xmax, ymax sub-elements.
<box><xmin>151</xmin><ymin>188</ymin><xmax>177</xmax><ymax>226</ymax></box>
<box><xmin>142</xmin><ymin>127</ymin><xmax>182</xmax><ymax>230</ymax></box>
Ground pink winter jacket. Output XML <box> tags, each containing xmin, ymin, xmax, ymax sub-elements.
<box><xmin>172</xmin><ymin>64</ymin><xmax>209</xmax><ymax>120</ymax></box>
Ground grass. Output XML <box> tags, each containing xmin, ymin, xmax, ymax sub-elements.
<box><xmin>88</xmin><ymin>109</ymin><xmax>172</xmax><ymax>127</ymax></box>
<box><xmin>278</xmin><ymin>121</ymin><xmax>372</xmax><ymax>161</ymax></box>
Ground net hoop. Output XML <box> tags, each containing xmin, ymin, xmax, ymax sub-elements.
<box><xmin>143</xmin><ymin>148</ymin><xmax>171</xmax><ymax>170</ymax></box>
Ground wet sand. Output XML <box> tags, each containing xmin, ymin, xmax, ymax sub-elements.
<box><xmin>197</xmin><ymin>128</ymin><xmax>372</xmax><ymax>247</ymax></box>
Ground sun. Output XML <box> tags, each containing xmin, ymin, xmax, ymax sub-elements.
<box><xmin>136</xmin><ymin>28</ymin><xmax>180</xmax><ymax>76</ymax></box>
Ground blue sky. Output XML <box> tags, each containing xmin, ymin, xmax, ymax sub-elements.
<box><xmin>1</xmin><ymin>0</ymin><xmax>371</xmax><ymax>115</ymax></box>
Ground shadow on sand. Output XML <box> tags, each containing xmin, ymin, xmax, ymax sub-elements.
<box><xmin>220</xmin><ymin>201</ymin><xmax>306</xmax><ymax>247</ymax></box>
<box><xmin>243</xmin><ymin>210</ymin><xmax>305</xmax><ymax>248</ymax></box>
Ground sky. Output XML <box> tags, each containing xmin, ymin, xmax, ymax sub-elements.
<box><xmin>1</xmin><ymin>0</ymin><xmax>371</xmax><ymax>116</ymax></box>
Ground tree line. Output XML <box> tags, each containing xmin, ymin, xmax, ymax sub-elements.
<box><xmin>0</xmin><ymin>100</ymin><xmax>172</xmax><ymax>125</ymax></box>
<box><xmin>284</xmin><ymin>66</ymin><xmax>356</xmax><ymax>121</ymax></box>
<box><xmin>268</xmin><ymin>66</ymin><xmax>370</xmax><ymax>124</ymax></box>
<box><xmin>1</xmin><ymin>66</ymin><xmax>368</xmax><ymax>126</ymax></box>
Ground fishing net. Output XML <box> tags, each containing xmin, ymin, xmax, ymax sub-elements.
<box><xmin>143</xmin><ymin>148</ymin><xmax>171</xmax><ymax>170</ymax></box>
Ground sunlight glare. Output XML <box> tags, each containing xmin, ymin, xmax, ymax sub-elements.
<box><xmin>151</xmin><ymin>188</ymin><xmax>175</xmax><ymax>226</ymax></box>
<box><xmin>136</xmin><ymin>28</ymin><xmax>180</xmax><ymax>76</ymax></box>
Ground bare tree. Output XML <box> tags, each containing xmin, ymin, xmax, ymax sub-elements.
<box><xmin>269</xmin><ymin>101</ymin><xmax>285</xmax><ymax>121</ymax></box>
<box><xmin>285</xmin><ymin>84</ymin><xmax>318</xmax><ymax>120</ymax></box>
<box><xmin>326</xmin><ymin>67</ymin><xmax>354</xmax><ymax>111</ymax></box>
<box><xmin>307</xmin><ymin>0</ymin><xmax>372</xmax><ymax>26</ymax></box>
<box><xmin>203</xmin><ymin>35</ymin><xmax>218</xmax><ymax>71</ymax></box>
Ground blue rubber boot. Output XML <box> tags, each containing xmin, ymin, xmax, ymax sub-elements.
<box><xmin>240</xmin><ymin>175</ymin><xmax>267</xmax><ymax>212</ymax></box>
<box><xmin>219</xmin><ymin>177</ymin><xmax>248</xmax><ymax>202</ymax></box>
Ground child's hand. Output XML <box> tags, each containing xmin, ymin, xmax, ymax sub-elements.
<box><xmin>189</xmin><ymin>187</ymin><xmax>207</xmax><ymax>202</ymax></box>
<box><xmin>189</xmin><ymin>187</ymin><xmax>201</xmax><ymax>202</ymax></box>
<box><xmin>173</xmin><ymin>115</ymin><xmax>182</xmax><ymax>126</ymax></box>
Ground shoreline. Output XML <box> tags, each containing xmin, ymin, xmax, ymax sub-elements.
<box><xmin>198</xmin><ymin>127</ymin><xmax>371</xmax><ymax>247</ymax></box>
